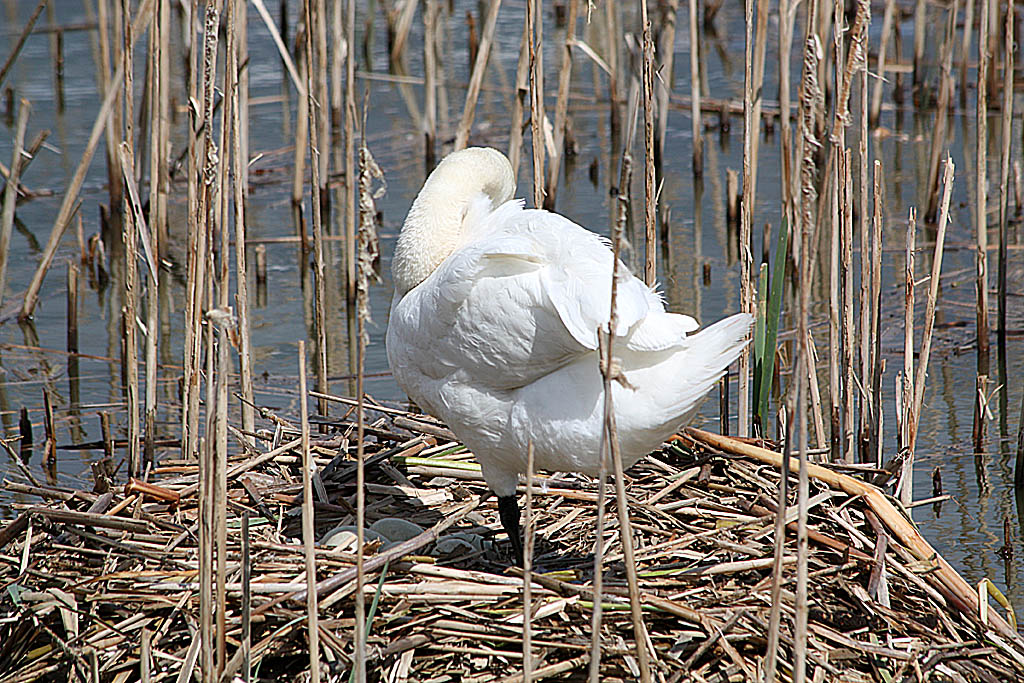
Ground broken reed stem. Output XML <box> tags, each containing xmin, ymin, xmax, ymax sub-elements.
<box><xmin>911</xmin><ymin>158</ymin><xmax>954</xmax><ymax>454</ymax></box>
<box><xmin>654</xmin><ymin>0</ymin><xmax>679</xmax><ymax>183</ymax></box>
<box><xmin>870</xmin><ymin>0</ymin><xmax>896</xmax><ymax>126</ymax></box>
<box><xmin>305</xmin><ymin>0</ymin><xmax>329</xmax><ymax>422</ymax></box>
<box><xmin>230</xmin><ymin>0</ymin><xmax>254</xmax><ymax>435</ymax></box>
<box><xmin>737</xmin><ymin>0</ymin><xmax>756</xmax><ymax>437</ymax></box>
<box><xmin>292</xmin><ymin>35</ymin><xmax>308</xmax><ymax>228</ymax></box>
<box><xmin>640</xmin><ymin>0</ymin><xmax>656</xmax><ymax>288</ymax></box>
<box><xmin>0</xmin><ymin>0</ymin><xmax>47</xmax><ymax>91</ymax></box>
<box><xmin>901</xmin><ymin>208</ymin><xmax>916</xmax><ymax>503</ymax></box>
<box><xmin>0</xmin><ymin>98</ymin><xmax>29</xmax><ymax>309</ymax></box>
<box><xmin>523</xmin><ymin>440</ymin><xmax>535</xmax><ymax>682</ymax></box>
<box><xmin>19</xmin><ymin>0</ymin><xmax>152</xmax><ymax>321</ymax></box>
<box><xmin>298</xmin><ymin>341</ymin><xmax>321</xmax><ymax>683</ymax></box>
<box><xmin>527</xmin><ymin>0</ymin><xmax>545</xmax><ymax>208</ymax></box>
<box><xmin>924</xmin><ymin>0</ymin><xmax>957</xmax><ymax>223</ymax></box>
<box><xmin>997</xmin><ymin>0</ymin><xmax>1012</xmax><ymax>350</ymax></box>
<box><xmin>687</xmin><ymin>0</ymin><xmax>702</xmax><ymax>175</ymax></box>
<box><xmin>543</xmin><ymin>0</ymin><xmax>577</xmax><ymax>209</ymax></box>
<box><xmin>508</xmin><ymin>19</ymin><xmax>529</xmax><ymax>180</ymax></box>
<box><xmin>454</xmin><ymin>0</ymin><xmax>503</xmax><ymax>151</ymax></box>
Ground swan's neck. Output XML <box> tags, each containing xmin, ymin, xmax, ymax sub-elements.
<box><xmin>392</xmin><ymin>148</ymin><xmax>516</xmax><ymax>295</ymax></box>
<box><xmin>392</xmin><ymin>191</ymin><xmax>466</xmax><ymax>296</ymax></box>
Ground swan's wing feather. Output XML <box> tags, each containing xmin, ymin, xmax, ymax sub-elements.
<box><xmin>393</xmin><ymin>201</ymin><xmax>698</xmax><ymax>391</ymax></box>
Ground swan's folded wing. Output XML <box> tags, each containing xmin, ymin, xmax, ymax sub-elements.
<box><xmin>397</xmin><ymin>204</ymin><xmax>697</xmax><ymax>390</ymax></box>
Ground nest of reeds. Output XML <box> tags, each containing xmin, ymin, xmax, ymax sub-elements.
<box><xmin>2</xmin><ymin>400</ymin><xmax>1022</xmax><ymax>682</ymax></box>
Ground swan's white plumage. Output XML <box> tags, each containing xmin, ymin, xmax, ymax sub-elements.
<box><xmin>387</xmin><ymin>147</ymin><xmax>752</xmax><ymax>498</ymax></box>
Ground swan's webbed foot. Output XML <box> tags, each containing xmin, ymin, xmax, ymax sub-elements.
<box><xmin>497</xmin><ymin>494</ymin><xmax>523</xmax><ymax>565</ymax></box>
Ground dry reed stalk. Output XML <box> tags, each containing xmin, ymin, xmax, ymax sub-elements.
<box><xmin>230</xmin><ymin>0</ymin><xmax>254</xmax><ymax>435</ymax></box>
<box><xmin>0</xmin><ymin>0</ymin><xmax>47</xmax><ymax>91</ymax></box>
<box><xmin>522</xmin><ymin>440</ymin><xmax>535</xmax><ymax>682</ymax></box>
<box><xmin>0</xmin><ymin>98</ymin><xmax>29</xmax><ymax>309</ymax></box>
<box><xmin>121</xmin><ymin>0</ymin><xmax>139</xmax><ymax>478</ymax></box>
<box><xmin>924</xmin><ymin>1</ymin><xmax>957</xmax><ymax>223</ymax></box>
<box><xmin>155</xmin><ymin>0</ymin><xmax>169</xmax><ymax>254</ymax></box>
<box><xmin>19</xmin><ymin>0</ymin><xmax>152</xmax><ymax>321</ymax></box>
<box><xmin>870</xmin><ymin>0</ymin><xmax>896</xmax><ymax>126</ymax></box>
<box><xmin>763</xmin><ymin>399</ymin><xmax>791</xmax><ymax>681</ymax></box>
<box><xmin>354</xmin><ymin>118</ymin><xmax>383</xmax><ymax>683</ymax></box>
<box><xmin>330</xmin><ymin>0</ymin><xmax>343</xmax><ymax>129</ymax></box>
<box><xmin>241</xmin><ymin>512</ymin><xmax>251</xmax><ymax>682</ymax></box>
<box><xmin>67</xmin><ymin>262</ymin><xmax>78</xmax><ymax>357</ymax></box>
<box><xmin>390</xmin><ymin>0</ymin><xmax>418</xmax><ymax>62</ymax></box>
<box><xmin>304</xmin><ymin>0</ymin><xmax>329</xmax><ymax>423</ymax></box>
<box><xmin>689</xmin><ymin>427</ymin><xmax>1019</xmax><ymax>640</ymax></box>
<box><xmin>869</xmin><ymin>161</ymin><xmax>883</xmax><ymax>466</ymax></box>
<box><xmin>527</xmin><ymin>0</ymin><xmax>545</xmax><ymax>208</ymax></box>
<box><xmin>901</xmin><ymin>208</ymin><xmax>916</xmax><ymax>466</ymax></box>
<box><xmin>856</xmin><ymin>7</ymin><xmax>871</xmax><ymax>462</ymax></box>
<box><xmin>603</xmin><ymin>0</ymin><xmax>620</xmax><ymax>142</ymax></box>
<box><xmin>297</xmin><ymin>341</ymin><xmax>321</xmax><ymax>683</ymax></box>
<box><xmin>996</xmin><ymin>1</ymin><xmax>1012</xmax><ymax>351</ymax></box>
<box><xmin>592</xmin><ymin>144</ymin><xmax>650</xmax><ymax>681</ymax></box>
<box><xmin>455</xmin><ymin>0</ymin><xmax>503</xmax><ymax>151</ymax></box>
<box><xmin>840</xmin><ymin>149</ymin><xmax>854</xmax><ymax>463</ymax></box>
<box><xmin>315</xmin><ymin>0</ymin><xmax>329</xmax><ymax>201</ymax></box>
<box><xmin>542</xmin><ymin>0</ymin><xmax>576</xmax><ymax>208</ymax></box>
<box><xmin>806</xmin><ymin>330</ymin><xmax>827</xmax><ymax>449</ymax></box>
<box><xmin>828</xmin><ymin>148</ymin><xmax>840</xmax><ymax>461</ymax></box>
<box><xmin>653</xmin><ymin>0</ymin><xmax>679</xmax><ymax>182</ymax></box>
<box><xmin>214</xmin><ymin>309</ymin><xmax>231</xmax><ymax>677</ymax></box>
<box><xmin>423</xmin><ymin>0</ymin><xmax>438</xmax><ymax>167</ymax></box>
<box><xmin>508</xmin><ymin>19</ymin><xmax>529</xmax><ymax>179</ymax></box>
<box><xmin>96</xmin><ymin>0</ymin><xmax>123</xmax><ymax>237</ymax></box>
<box><xmin>143</xmin><ymin>0</ymin><xmax>160</xmax><ymax>463</ymax></box>
<box><xmin>960</xmin><ymin>0</ymin><xmax>976</xmax><ymax>105</ymax></box>
<box><xmin>589</xmin><ymin>152</ymin><xmax>628</xmax><ymax>683</ymax></box>
<box><xmin>911</xmin><ymin>158</ymin><xmax>954</xmax><ymax>455</ymax></box>
<box><xmin>183</xmin><ymin>0</ymin><xmax>201</xmax><ymax>463</ymax></box>
<box><xmin>912</xmin><ymin>0</ymin><xmax>926</xmax><ymax>92</ymax></box>
<box><xmin>736</xmin><ymin>0</ymin><xmax>757</xmax><ymax>437</ymax></box>
<box><xmin>251</xmin><ymin>0</ymin><xmax>304</xmax><ymax>95</ymax></box>
<box><xmin>640</xmin><ymin>0</ymin><xmax>656</xmax><ymax>289</ymax></box>
<box><xmin>687</xmin><ymin>0</ymin><xmax>702</xmax><ymax>175</ymax></box>
<box><xmin>344</xmin><ymin>0</ymin><xmax>357</xmax><ymax>383</ymax></box>
<box><xmin>748</xmin><ymin>0</ymin><xmax>768</xmax><ymax>202</ymax></box>
<box><xmin>793</xmin><ymin>27</ymin><xmax>821</xmax><ymax>680</ymax></box>
<box><xmin>292</xmin><ymin>38</ymin><xmax>309</xmax><ymax>228</ymax></box>
<box><xmin>975</xmin><ymin>0</ymin><xmax>991</xmax><ymax>439</ymax></box>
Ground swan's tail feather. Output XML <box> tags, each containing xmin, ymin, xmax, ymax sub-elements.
<box><xmin>667</xmin><ymin>312</ymin><xmax>754</xmax><ymax>421</ymax></box>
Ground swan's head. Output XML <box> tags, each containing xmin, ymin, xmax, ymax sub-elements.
<box><xmin>392</xmin><ymin>147</ymin><xmax>516</xmax><ymax>295</ymax></box>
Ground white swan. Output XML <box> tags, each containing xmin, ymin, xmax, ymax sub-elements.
<box><xmin>386</xmin><ymin>147</ymin><xmax>752</xmax><ymax>561</ymax></box>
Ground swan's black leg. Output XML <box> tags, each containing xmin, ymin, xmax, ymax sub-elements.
<box><xmin>497</xmin><ymin>494</ymin><xmax>523</xmax><ymax>565</ymax></box>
